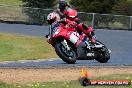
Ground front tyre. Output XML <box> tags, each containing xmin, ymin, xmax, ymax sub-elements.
<box><xmin>55</xmin><ymin>42</ymin><xmax>77</xmax><ymax>64</ymax></box>
<box><xmin>95</xmin><ymin>41</ymin><xmax>110</xmax><ymax>63</ymax></box>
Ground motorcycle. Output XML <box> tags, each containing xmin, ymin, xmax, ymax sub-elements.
<box><xmin>46</xmin><ymin>21</ymin><xmax>110</xmax><ymax>64</ymax></box>
<box><xmin>46</xmin><ymin>8</ymin><xmax>110</xmax><ymax>64</ymax></box>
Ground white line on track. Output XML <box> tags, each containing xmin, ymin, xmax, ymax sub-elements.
<box><xmin>0</xmin><ymin>59</ymin><xmax>59</xmax><ymax>64</ymax></box>
<box><xmin>48</xmin><ymin>59</ymin><xmax>54</xmax><ymax>61</ymax></box>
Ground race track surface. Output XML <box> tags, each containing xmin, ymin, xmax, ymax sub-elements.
<box><xmin>0</xmin><ymin>23</ymin><xmax>132</xmax><ymax>67</ymax></box>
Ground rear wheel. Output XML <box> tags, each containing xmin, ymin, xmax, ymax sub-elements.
<box><xmin>55</xmin><ymin>41</ymin><xmax>77</xmax><ymax>64</ymax></box>
<box><xmin>95</xmin><ymin>41</ymin><xmax>110</xmax><ymax>63</ymax></box>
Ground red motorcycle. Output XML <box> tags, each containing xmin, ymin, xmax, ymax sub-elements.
<box><xmin>46</xmin><ymin>8</ymin><xmax>110</xmax><ymax>64</ymax></box>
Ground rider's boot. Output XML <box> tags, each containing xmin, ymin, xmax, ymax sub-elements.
<box><xmin>77</xmin><ymin>23</ymin><xmax>96</xmax><ymax>48</ymax></box>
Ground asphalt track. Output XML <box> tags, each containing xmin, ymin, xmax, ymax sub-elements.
<box><xmin>0</xmin><ymin>23</ymin><xmax>132</xmax><ymax>68</ymax></box>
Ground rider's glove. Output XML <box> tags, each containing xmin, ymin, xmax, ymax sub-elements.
<box><xmin>45</xmin><ymin>34</ymin><xmax>49</xmax><ymax>38</ymax></box>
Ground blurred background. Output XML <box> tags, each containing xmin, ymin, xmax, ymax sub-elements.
<box><xmin>0</xmin><ymin>0</ymin><xmax>132</xmax><ymax>30</ymax></box>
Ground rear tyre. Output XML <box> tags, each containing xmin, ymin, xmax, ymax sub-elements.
<box><xmin>55</xmin><ymin>42</ymin><xmax>77</xmax><ymax>64</ymax></box>
<box><xmin>95</xmin><ymin>41</ymin><xmax>110</xmax><ymax>63</ymax></box>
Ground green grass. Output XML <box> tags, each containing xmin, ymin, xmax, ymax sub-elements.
<box><xmin>0</xmin><ymin>0</ymin><xmax>23</xmax><ymax>5</ymax></box>
<box><xmin>0</xmin><ymin>0</ymin><xmax>28</xmax><ymax>23</ymax></box>
<box><xmin>0</xmin><ymin>33</ymin><xmax>57</xmax><ymax>61</ymax></box>
<box><xmin>0</xmin><ymin>74</ymin><xmax>131</xmax><ymax>88</ymax></box>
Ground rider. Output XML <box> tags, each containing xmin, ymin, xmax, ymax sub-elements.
<box><xmin>56</xmin><ymin>0</ymin><xmax>95</xmax><ymax>44</ymax></box>
<box><xmin>55</xmin><ymin>0</ymin><xmax>71</xmax><ymax>19</ymax></box>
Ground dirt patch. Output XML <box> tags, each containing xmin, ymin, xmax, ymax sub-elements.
<box><xmin>0</xmin><ymin>67</ymin><xmax>132</xmax><ymax>84</ymax></box>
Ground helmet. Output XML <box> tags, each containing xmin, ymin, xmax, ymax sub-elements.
<box><xmin>58</xmin><ymin>0</ymin><xmax>68</xmax><ymax>13</ymax></box>
<box><xmin>47</xmin><ymin>12</ymin><xmax>60</xmax><ymax>25</ymax></box>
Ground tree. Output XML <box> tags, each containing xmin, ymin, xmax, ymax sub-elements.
<box><xmin>22</xmin><ymin>0</ymin><xmax>55</xmax><ymax>9</ymax></box>
<box><xmin>70</xmin><ymin>0</ymin><xmax>118</xmax><ymax>14</ymax></box>
<box><xmin>70</xmin><ymin>0</ymin><xmax>90</xmax><ymax>12</ymax></box>
<box><xmin>112</xmin><ymin>0</ymin><xmax>132</xmax><ymax>16</ymax></box>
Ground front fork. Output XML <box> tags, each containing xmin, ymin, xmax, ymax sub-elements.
<box><xmin>61</xmin><ymin>39</ymin><xmax>70</xmax><ymax>51</ymax></box>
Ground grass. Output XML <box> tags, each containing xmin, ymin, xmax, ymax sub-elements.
<box><xmin>0</xmin><ymin>0</ymin><xmax>28</xmax><ymax>23</ymax></box>
<box><xmin>0</xmin><ymin>0</ymin><xmax>23</xmax><ymax>5</ymax></box>
<box><xmin>0</xmin><ymin>33</ymin><xmax>57</xmax><ymax>61</ymax></box>
<box><xmin>0</xmin><ymin>74</ymin><xmax>131</xmax><ymax>88</ymax></box>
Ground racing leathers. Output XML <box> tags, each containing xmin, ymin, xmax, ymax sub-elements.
<box><xmin>55</xmin><ymin>1</ymin><xmax>95</xmax><ymax>44</ymax></box>
<box><xmin>60</xmin><ymin>16</ymin><xmax>96</xmax><ymax>45</ymax></box>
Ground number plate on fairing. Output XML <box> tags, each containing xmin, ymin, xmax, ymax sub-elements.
<box><xmin>87</xmin><ymin>53</ymin><xmax>95</xmax><ymax>56</ymax></box>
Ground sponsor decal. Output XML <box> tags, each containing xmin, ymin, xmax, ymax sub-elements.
<box><xmin>79</xmin><ymin>68</ymin><xmax>131</xmax><ymax>86</ymax></box>
<box><xmin>87</xmin><ymin>53</ymin><xmax>94</xmax><ymax>56</ymax></box>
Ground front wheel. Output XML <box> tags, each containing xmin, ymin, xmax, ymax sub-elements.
<box><xmin>95</xmin><ymin>41</ymin><xmax>110</xmax><ymax>63</ymax></box>
<box><xmin>55</xmin><ymin>41</ymin><xmax>77</xmax><ymax>64</ymax></box>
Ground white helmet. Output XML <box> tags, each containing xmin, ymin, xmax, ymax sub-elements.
<box><xmin>47</xmin><ymin>12</ymin><xmax>60</xmax><ymax>25</ymax></box>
